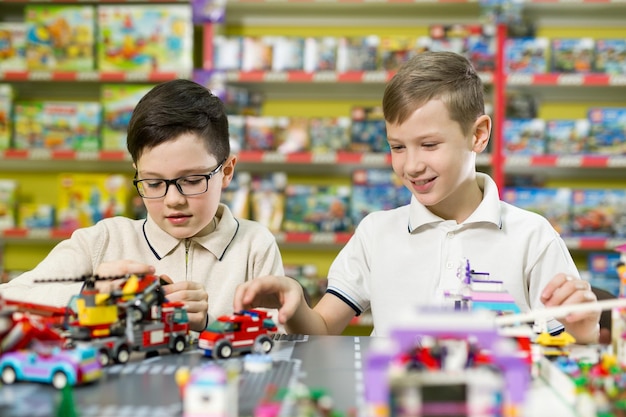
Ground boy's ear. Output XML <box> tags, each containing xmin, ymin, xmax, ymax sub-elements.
<box><xmin>471</xmin><ymin>115</ymin><xmax>491</xmax><ymax>153</ymax></box>
<box><xmin>221</xmin><ymin>155</ymin><xmax>236</xmax><ymax>188</ymax></box>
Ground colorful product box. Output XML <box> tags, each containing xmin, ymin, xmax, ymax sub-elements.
<box><xmin>13</xmin><ymin>101</ymin><xmax>45</xmax><ymax>149</ymax></box>
<box><xmin>241</xmin><ymin>36</ymin><xmax>273</xmax><ymax>72</ymax></box>
<box><xmin>19</xmin><ymin>204</ymin><xmax>55</xmax><ymax>229</ymax></box>
<box><xmin>351</xmin><ymin>168</ymin><xmax>411</xmax><ymax>226</ymax></box>
<box><xmin>221</xmin><ymin>171</ymin><xmax>251</xmax><ymax>220</ymax></box>
<box><xmin>595</xmin><ymin>39</ymin><xmax>626</xmax><ymax>75</ymax></box>
<box><xmin>588</xmin><ymin>107</ymin><xmax>626</xmax><ymax>155</ymax></box>
<box><xmin>283</xmin><ymin>184</ymin><xmax>352</xmax><ymax>233</ymax></box>
<box><xmin>309</xmin><ymin>117</ymin><xmax>350</xmax><ymax>153</ymax></box>
<box><xmin>502</xmin><ymin>118</ymin><xmax>546</xmax><ymax>155</ymax></box>
<box><xmin>350</xmin><ymin>106</ymin><xmax>388</xmax><ymax>153</ymax></box>
<box><xmin>586</xmin><ymin>252</ymin><xmax>621</xmax><ymax>296</ymax></box>
<box><xmin>505</xmin><ymin>37</ymin><xmax>549</xmax><ymax>74</ymax></box>
<box><xmin>0</xmin><ymin>84</ymin><xmax>13</xmax><ymax>150</ymax></box>
<box><xmin>212</xmin><ymin>36</ymin><xmax>242</xmax><ymax>71</ymax></box>
<box><xmin>250</xmin><ymin>173</ymin><xmax>287</xmax><ymax>233</ymax></box>
<box><xmin>570</xmin><ymin>188</ymin><xmax>626</xmax><ymax>237</ymax></box>
<box><xmin>97</xmin><ymin>5</ymin><xmax>193</xmax><ymax>73</ymax></box>
<box><xmin>13</xmin><ymin>101</ymin><xmax>100</xmax><ymax>151</ymax></box>
<box><xmin>0</xmin><ymin>179</ymin><xmax>18</xmax><ymax>230</ymax></box>
<box><xmin>275</xmin><ymin>116</ymin><xmax>310</xmax><ymax>154</ymax></box>
<box><xmin>378</xmin><ymin>36</ymin><xmax>416</xmax><ymax>71</ymax></box>
<box><xmin>41</xmin><ymin>101</ymin><xmax>101</xmax><ymax>151</ymax></box>
<box><xmin>336</xmin><ymin>36</ymin><xmax>379</xmax><ymax>72</ymax></box>
<box><xmin>304</xmin><ymin>37</ymin><xmax>338</xmax><ymax>72</ymax></box>
<box><xmin>57</xmin><ymin>173</ymin><xmax>129</xmax><ymax>231</ymax></box>
<box><xmin>502</xmin><ymin>187</ymin><xmax>571</xmax><ymax>235</ymax></box>
<box><xmin>101</xmin><ymin>84</ymin><xmax>155</xmax><ymax>151</ymax></box>
<box><xmin>545</xmin><ymin>119</ymin><xmax>590</xmax><ymax>155</ymax></box>
<box><xmin>244</xmin><ymin>116</ymin><xmax>276</xmax><ymax>151</ymax></box>
<box><xmin>270</xmin><ymin>36</ymin><xmax>305</xmax><ymax>72</ymax></box>
<box><xmin>551</xmin><ymin>38</ymin><xmax>595</xmax><ymax>73</ymax></box>
<box><xmin>0</xmin><ymin>23</ymin><xmax>27</xmax><ymax>71</ymax></box>
<box><xmin>25</xmin><ymin>5</ymin><xmax>95</xmax><ymax>71</ymax></box>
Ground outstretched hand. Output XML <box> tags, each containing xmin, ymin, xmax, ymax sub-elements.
<box><xmin>234</xmin><ymin>276</ymin><xmax>304</xmax><ymax>325</ymax></box>
<box><xmin>541</xmin><ymin>272</ymin><xmax>599</xmax><ymax>344</ymax></box>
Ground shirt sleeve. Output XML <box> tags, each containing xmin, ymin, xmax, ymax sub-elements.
<box><xmin>0</xmin><ymin>224</ymin><xmax>105</xmax><ymax>306</ymax></box>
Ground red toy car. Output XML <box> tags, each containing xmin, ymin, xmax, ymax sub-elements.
<box><xmin>198</xmin><ymin>309</ymin><xmax>277</xmax><ymax>359</ymax></box>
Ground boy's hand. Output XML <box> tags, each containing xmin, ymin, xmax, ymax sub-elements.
<box><xmin>160</xmin><ymin>276</ymin><xmax>208</xmax><ymax>332</ymax></box>
<box><xmin>234</xmin><ymin>276</ymin><xmax>303</xmax><ymax>325</ymax></box>
<box><xmin>541</xmin><ymin>272</ymin><xmax>599</xmax><ymax>344</ymax></box>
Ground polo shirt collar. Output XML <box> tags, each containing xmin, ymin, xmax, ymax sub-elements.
<box><xmin>143</xmin><ymin>203</ymin><xmax>239</xmax><ymax>261</ymax></box>
<box><xmin>408</xmin><ymin>172</ymin><xmax>502</xmax><ymax>233</ymax></box>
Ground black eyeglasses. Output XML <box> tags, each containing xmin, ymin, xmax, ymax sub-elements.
<box><xmin>133</xmin><ymin>159</ymin><xmax>226</xmax><ymax>199</ymax></box>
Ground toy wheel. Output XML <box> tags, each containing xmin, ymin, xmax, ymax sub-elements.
<box><xmin>98</xmin><ymin>349</ymin><xmax>111</xmax><ymax>367</ymax></box>
<box><xmin>116</xmin><ymin>345</ymin><xmax>131</xmax><ymax>364</ymax></box>
<box><xmin>170</xmin><ymin>336</ymin><xmax>187</xmax><ymax>354</ymax></box>
<box><xmin>129</xmin><ymin>307</ymin><xmax>144</xmax><ymax>322</ymax></box>
<box><xmin>215</xmin><ymin>341</ymin><xmax>233</xmax><ymax>359</ymax></box>
<box><xmin>52</xmin><ymin>371</ymin><xmax>69</xmax><ymax>389</ymax></box>
<box><xmin>1</xmin><ymin>366</ymin><xmax>17</xmax><ymax>385</ymax></box>
<box><xmin>254</xmin><ymin>335</ymin><xmax>274</xmax><ymax>354</ymax></box>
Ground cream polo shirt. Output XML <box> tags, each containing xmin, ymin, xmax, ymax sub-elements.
<box><xmin>326</xmin><ymin>173</ymin><xmax>578</xmax><ymax>337</ymax></box>
<box><xmin>0</xmin><ymin>204</ymin><xmax>284</xmax><ymax>324</ymax></box>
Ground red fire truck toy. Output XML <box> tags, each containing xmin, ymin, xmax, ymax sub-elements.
<box><xmin>198</xmin><ymin>309</ymin><xmax>277</xmax><ymax>359</ymax></box>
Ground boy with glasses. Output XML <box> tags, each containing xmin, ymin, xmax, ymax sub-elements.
<box><xmin>234</xmin><ymin>52</ymin><xmax>600</xmax><ymax>344</ymax></box>
<box><xmin>0</xmin><ymin>79</ymin><xmax>284</xmax><ymax>332</ymax></box>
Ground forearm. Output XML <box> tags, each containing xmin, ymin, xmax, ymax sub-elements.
<box><xmin>284</xmin><ymin>293</ymin><xmax>332</xmax><ymax>335</ymax></box>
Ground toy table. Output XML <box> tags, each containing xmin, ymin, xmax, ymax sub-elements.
<box><xmin>0</xmin><ymin>335</ymin><xmax>579</xmax><ymax>417</ymax></box>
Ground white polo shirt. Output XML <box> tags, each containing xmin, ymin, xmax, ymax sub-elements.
<box><xmin>326</xmin><ymin>173</ymin><xmax>578</xmax><ymax>336</ymax></box>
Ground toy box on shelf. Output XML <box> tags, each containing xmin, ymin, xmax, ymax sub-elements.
<box><xmin>504</xmin><ymin>37</ymin><xmax>549</xmax><ymax>74</ymax></box>
<box><xmin>587</xmin><ymin>107</ymin><xmax>626</xmax><ymax>155</ymax></box>
<box><xmin>18</xmin><ymin>204</ymin><xmax>55</xmax><ymax>229</ymax></box>
<box><xmin>501</xmin><ymin>187</ymin><xmax>571</xmax><ymax>235</ymax></box>
<box><xmin>283</xmin><ymin>184</ymin><xmax>352</xmax><ymax>233</ymax></box>
<box><xmin>350</xmin><ymin>168</ymin><xmax>411</xmax><ymax>227</ymax></box>
<box><xmin>502</xmin><ymin>118</ymin><xmax>546</xmax><ymax>155</ymax></box>
<box><xmin>250</xmin><ymin>173</ymin><xmax>287</xmax><ymax>234</ymax></box>
<box><xmin>101</xmin><ymin>84</ymin><xmax>155</xmax><ymax>151</ymax></box>
<box><xmin>221</xmin><ymin>171</ymin><xmax>251</xmax><ymax>220</ymax></box>
<box><xmin>13</xmin><ymin>101</ymin><xmax>101</xmax><ymax>151</ymax></box>
<box><xmin>97</xmin><ymin>5</ymin><xmax>192</xmax><ymax>73</ymax></box>
<box><xmin>586</xmin><ymin>251</ymin><xmax>621</xmax><ymax>297</ymax></box>
<box><xmin>304</xmin><ymin>36</ymin><xmax>338</xmax><ymax>72</ymax></box>
<box><xmin>0</xmin><ymin>84</ymin><xmax>13</xmax><ymax>150</ymax></box>
<box><xmin>308</xmin><ymin>117</ymin><xmax>350</xmax><ymax>154</ymax></box>
<box><xmin>544</xmin><ymin>119</ymin><xmax>590</xmax><ymax>155</ymax></box>
<box><xmin>25</xmin><ymin>5</ymin><xmax>95</xmax><ymax>71</ymax></box>
<box><xmin>274</xmin><ymin>117</ymin><xmax>310</xmax><ymax>154</ymax></box>
<box><xmin>0</xmin><ymin>179</ymin><xmax>18</xmax><ymax>231</ymax></box>
<box><xmin>570</xmin><ymin>188</ymin><xmax>626</xmax><ymax>238</ymax></box>
<box><xmin>56</xmin><ymin>173</ymin><xmax>129</xmax><ymax>231</ymax></box>
<box><xmin>595</xmin><ymin>39</ymin><xmax>626</xmax><ymax>75</ymax></box>
<box><xmin>350</xmin><ymin>106</ymin><xmax>388</xmax><ymax>153</ymax></box>
<box><xmin>0</xmin><ymin>23</ymin><xmax>26</xmax><ymax>71</ymax></box>
<box><xmin>551</xmin><ymin>38</ymin><xmax>595</xmax><ymax>73</ymax></box>
<box><xmin>336</xmin><ymin>36</ymin><xmax>379</xmax><ymax>72</ymax></box>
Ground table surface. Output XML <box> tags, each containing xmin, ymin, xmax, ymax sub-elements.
<box><xmin>0</xmin><ymin>334</ymin><xmax>581</xmax><ymax>417</ymax></box>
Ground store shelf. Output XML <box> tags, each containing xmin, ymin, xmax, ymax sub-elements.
<box><xmin>3</xmin><ymin>227</ymin><xmax>624</xmax><ymax>252</ymax></box>
<box><xmin>0</xmin><ymin>70</ymin><xmax>188</xmax><ymax>83</ymax></box>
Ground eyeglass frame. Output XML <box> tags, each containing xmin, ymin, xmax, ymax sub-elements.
<box><xmin>133</xmin><ymin>158</ymin><xmax>227</xmax><ymax>199</ymax></box>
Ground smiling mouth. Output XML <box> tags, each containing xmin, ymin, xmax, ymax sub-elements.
<box><xmin>412</xmin><ymin>177</ymin><xmax>436</xmax><ymax>186</ymax></box>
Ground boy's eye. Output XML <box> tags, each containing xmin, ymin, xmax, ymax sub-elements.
<box><xmin>145</xmin><ymin>180</ymin><xmax>165</xmax><ymax>189</ymax></box>
<box><xmin>180</xmin><ymin>176</ymin><xmax>205</xmax><ymax>185</ymax></box>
